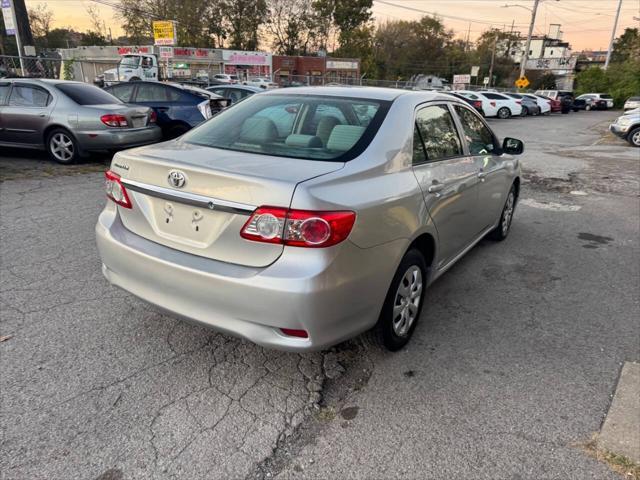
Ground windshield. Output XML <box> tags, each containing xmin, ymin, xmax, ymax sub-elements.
<box><xmin>120</xmin><ymin>55</ymin><xmax>141</xmax><ymax>68</ymax></box>
<box><xmin>56</xmin><ymin>83</ymin><xmax>122</xmax><ymax>105</ymax></box>
<box><xmin>183</xmin><ymin>94</ymin><xmax>390</xmax><ymax>162</ymax></box>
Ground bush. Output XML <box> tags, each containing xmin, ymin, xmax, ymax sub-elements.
<box><xmin>575</xmin><ymin>61</ymin><xmax>640</xmax><ymax>108</ymax></box>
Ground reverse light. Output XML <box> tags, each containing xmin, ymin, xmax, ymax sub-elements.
<box><xmin>101</xmin><ymin>114</ymin><xmax>129</xmax><ymax>128</ymax></box>
<box><xmin>105</xmin><ymin>170</ymin><xmax>132</xmax><ymax>209</ymax></box>
<box><xmin>241</xmin><ymin>207</ymin><xmax>356</xmax><ymax>248</ymax></box>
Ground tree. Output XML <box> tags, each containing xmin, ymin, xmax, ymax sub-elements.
<box><xmin>313</xmin><ymin>0</ymin><xmax>372</xmax><ymax>52</ymax></box>
<box><xmin>575</xmin><ymin>62</ymin><xmax>640</xmax><ymax>107</ymax></box>
<box><xmin>530</xmin><ymin>72</ymin><xmax>557</xmax><ymax>90</ymax></box>
<box><xmin>611</xmin><ymin>28</ymin><xmax>640</xmax><ymax>64</ymax></box>
<box><xmin>266</xmin><ymin>0</ymin><xmax>319</xmax><ymax>55</ymax></box>
<box><xmin>28</xmin><ymin>3</ymin><xmax>54</xmax><ymax>48</ymax></box>
<box><xmin>84</xmin><ymin>5</ymin><xmax>108</xmax><ymax>45</ymax></box>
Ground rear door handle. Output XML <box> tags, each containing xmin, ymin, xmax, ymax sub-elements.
<box><xmin>427</xmin><ymin>183</ymin><xmax>445</xmax><ymax>194</ymax></box>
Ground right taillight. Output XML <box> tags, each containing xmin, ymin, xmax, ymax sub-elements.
<box><xmin>101</xmin><ymin>114</ymin><xmax>129</xmax><ymax>128</ymax></box>
<box><xmin>240</xmin><ymin>207</ymin><xmax>355</xmax><ymax>248</ymax></box>
<box><xmin>105</xmin><ymin>170</ymin><xmax>132</xmax><ymax>209</ymax></box>
<box><xmin>474</xmin><ymin>100</ymin><xmax>482</xmax><ymax>108</ymax></box>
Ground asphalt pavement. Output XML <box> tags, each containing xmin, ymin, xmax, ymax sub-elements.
<box><xmin>1</xmin><ymin>110</ymin><xmax>638</xmax><ymax>480</ymax></box>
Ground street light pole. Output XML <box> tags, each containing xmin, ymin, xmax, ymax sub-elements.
<box><xmin>604</xmin><ymin>0</ymin><xmax>623</xmax><ymax>69</ymax></box>
<box><xmin>519</xmin><ymin>0</ymin><xmax>540</xmax><ymax>79</ymax></box>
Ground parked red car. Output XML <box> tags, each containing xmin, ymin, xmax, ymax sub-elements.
<box><xmin>536</xmin><ymin>94</ymin><xmax>561</xmax><ymax>112</ymax></box>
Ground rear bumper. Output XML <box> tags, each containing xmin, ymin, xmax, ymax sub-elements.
<box><xmin>76</xmin><ymin>126</ymin><xmax>162</xmax><ymax>152</ymax></box>
<box><xmin>95</xmin><ymin>204</ymin><xmax>404</xmax><ymax>351</ymax></box>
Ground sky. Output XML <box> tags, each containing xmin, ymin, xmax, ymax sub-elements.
<box><xmin>28</xmin><ymin>0</ymin><xmax>640</xmax><ymax>51</ymax></box>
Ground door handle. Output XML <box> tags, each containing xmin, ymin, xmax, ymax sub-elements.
<box><xmin>38</xmin><ymin>113</ymin><xmax>47</xmax><ymax>117</ymax></box>
<box><xmin>427</xmin><ymin>183</ymin><xmax>445</xmax><ymax>194</ymax></box>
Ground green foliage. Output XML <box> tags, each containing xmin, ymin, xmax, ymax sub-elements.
<box><xmin>530</xmin><ymin>72</ymin><xmax>557</xmax><ymax>90</ymax></box>
<box><xmin>575</xmin><ymin>62</ymin><xmax>640</xmax><ymax>108</ymax></box>
<box><xmin>62</xmin><ymin>59</ymin><xmax>75</xmax><ymax>80</ymax></box>
<box><xmin>611</xmin><ymin>28</ymin><xmax>640</xmax><ymax>64</ymax></box>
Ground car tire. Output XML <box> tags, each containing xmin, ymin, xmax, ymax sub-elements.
<box><xmin>627</xmin><ymin>127</ymin><xmax>640</xmax><ymax>147</ymax></box>
<box><xmin>521</xmin><ymin>106</ymin><xmax>529</xmax><ymax>116</ymax></box>
<box><xmin>46</xmin><ymin>128</ymin><xmax>79</xmax><ymax>164</ymax></box>
<box><xmin>585</xmin><ymin>104</ymin><xmax>591</xmax><ymax>111</ymax></box>
<box><xmin>488</xmin><ymin>185</ymin><xmax>517</xmax><ymax>241</ymax></box>
<box><xmin>166</xmin><ymin>124</ymin><xmax>190</xmax><ymax>139</ymax></box>
<box><xmin>129</xmin><ymin>77</ymin><xmax>141</xmax><ymax>82</ymax></box>
<box><xmin>498</xmin><ymin>107</ymin><xmax>511</xmax><ymax>119</ymax></box>
<box><xmin>373</xmin><ymin>249</ymin><xmax>427</xmax><ymax>351</ymax></box>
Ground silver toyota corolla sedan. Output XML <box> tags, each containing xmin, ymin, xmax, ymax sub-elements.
<box><xmin>96</xmin><ymin>87</ymin><xmax>523</xmax><ymax>352</ymax></box>
<box><xmin>0</xmin><ymin>78</ymin><xmax>161</xmax><ymax>164</ymax></box>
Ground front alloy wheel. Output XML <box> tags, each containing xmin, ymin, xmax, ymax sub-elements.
<box><xmin>628</xmin><ymin>127</ymin><xmax>640</xmax><ymax>147</ymax></box>
<box><xmin>47</xmin><ymin>130</ymin><xmax>78</xmax><ymax>164</ymax></box>
<box><xmin>498</xmin><ymin>107</ymin><xmax>511</xmax><ymax>119</ymax></box>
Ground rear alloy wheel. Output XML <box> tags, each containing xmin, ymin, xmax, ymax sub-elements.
<box><xmin>521</xmin><ymin>106</ymin><xmax>529</xmax><ymax>116</ymax></box>
<box><xmin>628</xmin><ymin>127</ymin><xmax>640</xmax><ymax>147</ymax></box>
<box><xmin>489</xmin><ymin>185</ymin><xmax>516</xmax><ymax>241</ymax></box>
<box><xmin>498</xmin><ymin>107</ymin><xmax>511</xmax><ymax>119</ymax></box>
<box><xmin>47</xmin><ymin>129</ymin><xmax>78</xmax><ymax>164</ymax></box>
<box><xmin>373</xmin><ymin>249</ymin><xmax>427</xmax><ymax>351</ymax></box>
<box><xmin>585</xmin><ymin>104</ymin><xmax>592</xmax><ymax>111</ymax></box>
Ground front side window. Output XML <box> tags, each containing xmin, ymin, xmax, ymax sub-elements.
<box><xmin>454</xmin><ymin>105</ymin><xmax>496</xmax><ymax>155</ymax></box>
<box><xmin>0</xmin><ymin>83</ymin><xmax>9</xmax><ymax>104</ymax></box>
<box><xmin>135</xmin><ymin>84</ymin><xmax>169</xmax><ymax>102</ymax></box>
<box><xmin>414</xmin><ymin>105</ymin><xmax>462</xmax><ymax>162</ymax></box>
<box><xmin>482</xmin><ymin>92</ymin><xmax>508</xmax><ymax>100</ymax></box>
<box><xmin>107</xmin><ymin>83</ymin><xmax>135</xmax><ymax>102</ymax></box>
<box><xmin>183</xmin><ymin>94</ymin><xmax>389</xmax><ymax>162</ymax></box>
<box><xmin>8</xmin><ymin>85</ymin><xmax>50</xmax><ymax>107</ymax></box>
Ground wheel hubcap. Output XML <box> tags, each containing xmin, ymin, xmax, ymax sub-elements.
<box><xmin>50</xmin><ymin>133</ymin><xmax>74</xmax><ymax>161</ymax></box>
<box><xmin>632</xmin><ymin>131</ymin><xmax>640</xmax><ymax>146</ymax></box>
<box><xmin>502</xmin><ymin>192</ymin><xmax>515</xmax><ymax>235</ymax></box>
<box><xmin>392</xmin><ymin>266</ymin><xmax>423</xmax><ymax>337</ymax></box>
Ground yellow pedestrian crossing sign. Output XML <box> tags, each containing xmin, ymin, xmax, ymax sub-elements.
<box><xmin>515</xmin><ymin>76</ymin><xmax>530</xmax><ymax>88</ymax></box>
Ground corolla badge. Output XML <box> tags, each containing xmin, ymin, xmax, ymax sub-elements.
<box><xmin>168</xmin><ymin>170</ymin><xmax>187</xmax><ymax>188</ymax></box>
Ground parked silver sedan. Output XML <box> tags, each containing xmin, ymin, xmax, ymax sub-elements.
<box><xmin>96</xmin><ymin>87</ymin><xmax>523</xmax><ymax>351</ymax></box>
<box><xmin>0</xmin><ymin>79</ymin><xmax>161</xmax><ymax>164</ymax></box>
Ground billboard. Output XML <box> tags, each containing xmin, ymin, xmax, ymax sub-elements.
<box><xmin>1</xmin><ymin>0</ymin><xmax>15</xmax><ymax>36</ymax></box>
<box><xmin>153</xmin><ymin>20</ymin><xmax>177</xmax><ymax>46</ymax></box>
<box><xmin>525</xmin><ymin>56</ymin><xmax>577</xmax><ymax>71</ymax></box>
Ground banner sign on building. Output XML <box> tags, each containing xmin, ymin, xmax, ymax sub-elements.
<box><xmin>153</xmin><ymin>20</ymin><xmax>177</xmax><ymax>46</ymax></box>
<box><xmin>1</xmin><ymin>0</ymin><xmax>16</xmax><ymax>35</ymax></box>
<box><xmin>525</xmin><ymin>56</ymin><xmax>577</xmax><ymax>71</ymax></box>
<box><xmin>222</xmin><ymin>50</ymin><xmax>271</xmax><ymax>65</ymax></box>
<box><xmin>453</xmin><ymin>74</ymin><xmax>471</xmax><ymax>84</ymax></box>
<box><xmin>326</xmin><ymin>60</ymin><xmax>359</xmax><ymax>70</ymax></box>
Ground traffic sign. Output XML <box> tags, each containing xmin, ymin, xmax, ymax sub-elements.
<box><xmin>515</xmin><ymin>76</ymin><xmax>530</xmax><ymax>88</ymax></box>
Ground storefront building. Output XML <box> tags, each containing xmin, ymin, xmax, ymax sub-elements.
<box><xmin>222</xmin><ymin>50</ymin><xmax>272</xmax><ymax>79</ymax></box>
<box><xmin>325</xmin><ymin>58</ymin><xmax>360</xmax><ymax>84</ymax></box>
<box><xmin>272</xmin><ymin>55</ymin><xmax>360</xmax><ymax>85</ymax></box>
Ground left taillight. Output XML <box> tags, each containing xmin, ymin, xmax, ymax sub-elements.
<box><xmin>105</xmin><ymin>170</ymin><xmax>132</xmax><ymax>209</ymax></box>
<box><xmin>240</xmin><ymin>207</ymin><xmax>356</xmax><ymax>248</ymax></box>
<box><xmin>149</xmin><ymin>110</ymin><xmax>157</xmax><ymax>124</ymax></box>
<box><xmin>101</xmin><ymin>114</ymin><xmax>129</xmax><ymax>128</ymax></box>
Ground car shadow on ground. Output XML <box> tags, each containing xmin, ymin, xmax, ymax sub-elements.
<box><xmin>0</xmin><ymin>148</ymin><xmax>112</xmax><ymax>182</ymax></box>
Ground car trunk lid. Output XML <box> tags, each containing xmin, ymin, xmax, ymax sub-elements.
<box><xmin>110</xmin><ymin>141</ymin><xmax>343</xmax><ymax>267</ymax></box>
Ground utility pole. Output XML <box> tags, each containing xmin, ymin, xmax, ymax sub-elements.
<box><xmin>488</xmin><ymin>33</ymin><xmax>497</xmax><ymax>87</ymax></box>
<box><xmin>465</xmin><ymin>23</ymin><xmax>471</xmax><ymax>52</ymax></box>
<box><xmin>8</xmin><ymin>0</ymin><xmax>25</xmax><ymax>75</ymax></box>
<box><xmin>604</xmin><ymin>0</ymin><xmax>623</xmax><ymax>69</ymax></box>
<box><xmin>519</xmin><ymin>0</ymin><xmax>540</xmax><ymax>79</ymax></box>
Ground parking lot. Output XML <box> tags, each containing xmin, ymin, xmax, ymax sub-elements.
<box><xmin>1</xmin><ymin>110</ymin><xmax>638</xmax><ymax>479</ymax></box>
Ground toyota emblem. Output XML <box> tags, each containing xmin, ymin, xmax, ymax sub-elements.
<box><xmin>168</xmin><ymin>170</ymin><xmax>186</xmax><ymax>188</ymax></box>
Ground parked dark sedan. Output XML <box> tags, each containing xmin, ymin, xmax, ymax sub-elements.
<box><xmin>206</xmin><ymin>85</ymin><xmax>262</xmax><ymax>105</ymax></box>
<box><xmin>505</xmin><ymin>93</ymin><xmax>541</xmax><ymax>116</ymax></box>
<box><xmin>104</xmin><ymin>82</ymin><xmax>228</xmax><ymax>139</ymax></box>
<box><xmin>0</xmin><ymin>78</ymin><xmax>160</xmax><ymax>163</ymax></box>
<box><xmin>447</xmin><ymin>92</ymin><xmax>485</xmax><ymax>116</ymax></box>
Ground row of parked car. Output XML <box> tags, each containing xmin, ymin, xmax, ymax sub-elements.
<box><xmin>1</xmin><ymin>78</ymin><xmax>638</xmax><ymax>164</ymax></box>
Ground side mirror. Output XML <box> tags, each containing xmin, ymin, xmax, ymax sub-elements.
<box><xmin>502</xmin><ymin>137</ymin><xmax>524</xmax><ymax>155</ymax></box>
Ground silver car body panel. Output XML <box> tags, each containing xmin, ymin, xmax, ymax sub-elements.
<box><xmin>0</xmin><ymin>78</ymin><xmax>161</xmax><ymax>152</ymax></box>
<box><xmin>96</xmin><ymin>86</ymin><xmax>521</xmax><ymax>351</ymax></box>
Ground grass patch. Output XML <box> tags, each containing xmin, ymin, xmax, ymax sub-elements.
<box><xmin>581</xmin><ymin>434</ymin><xmax>640</xmax><ymax>480</ymax></box>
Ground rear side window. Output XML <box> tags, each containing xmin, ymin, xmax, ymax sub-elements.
<box><xmin>183</xmin><ymin>94</ymin><xmax>390</xmax><ymax>162</ymax></box>
<box><xmin>601</xmin><ymin>94</ymin><xmax>613</xmax><ymax>99</ymax></box>
<box><xmin>56</xmin><ymin>83</ymin><xmax>119</xmax><ymax>105</ymax></box>
<box><xmin>8</xmin><ymin>85</ymin><xmax>51</xmax><ymax>107</ymax></box>
<box><xmin>482</xmin><ymin>93</ymin><xmax>508</xmax><ymax>100</ymax></box>
<box><xmin>629</xmin><ymin>96</ymin><xmax>640</xmax><ymax>101</ymax></box>
<box><xmin>414</xmin><ymin>105</ymin><xmax>462</xmax><ymax>162</ymax></box>
<box><xmin>0</xmin><ymin>83</ymin><xmax>9</xmax><ymax>104</ymax></box>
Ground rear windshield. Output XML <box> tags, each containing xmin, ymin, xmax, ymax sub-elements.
<box><xmin>56</xmin><ymin>83</ymin><xmax>122</xmax><ymax>105</ymax></box>
<box><xmin>183</xmin><ymin>94</ymin><xmax>390</xmax><ymax>162</ymax></box>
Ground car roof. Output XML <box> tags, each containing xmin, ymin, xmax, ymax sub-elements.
<box><xmin>210</xmin><ymin>85</ymin><xmax>262</xmax><ymax>92</ymax></box>
<box><xmin>260</xmin><ymin>86</ymin><xmax>428</xmax><ymax>101</ymax></box>
<box><xmin>2</xmin><ymin>78</ymin><xmax>85</xmax><ymax>86</ymax></box>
